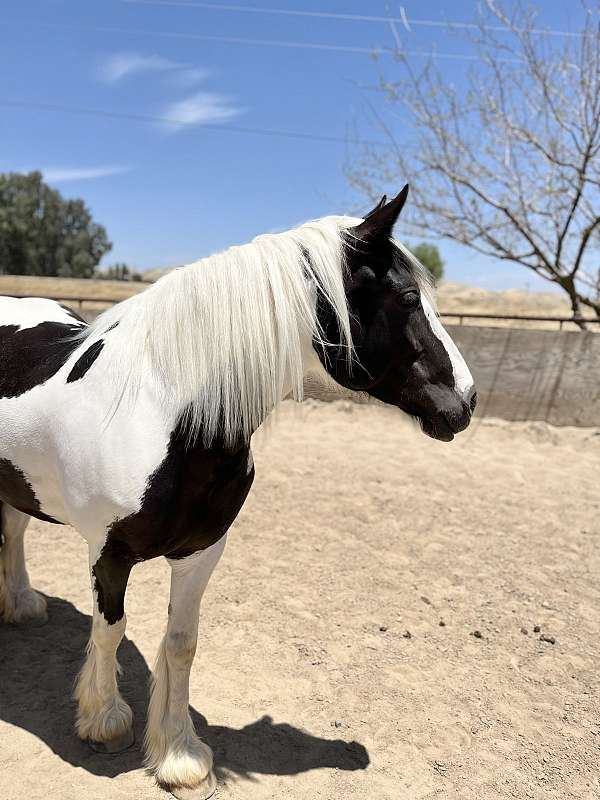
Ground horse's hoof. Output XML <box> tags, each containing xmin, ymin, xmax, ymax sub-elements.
<box><xmin>88</xmin><ymin>727</ymin><xmax>135</xmax><ymax>754</ymax></box>
<box><xmin>170</xmin><ymin>771</ymin><xmax>217</xmax><ymax>800</ymax></box>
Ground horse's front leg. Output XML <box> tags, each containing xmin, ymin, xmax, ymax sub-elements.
<box><xmin>145</xmin><ymin>535</ymin><xmax>226</xmax><ymax>800</ymax></box>
<box><xmin>74</xmin><ymin>543</ymin><xmax>135</xmax><ymax>752</ymax></box>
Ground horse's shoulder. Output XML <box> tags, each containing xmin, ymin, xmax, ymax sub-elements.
<box><xmin>100</xmin><ymin>426</ymin><xmax>255</xmax><ymax>564</ymax></box>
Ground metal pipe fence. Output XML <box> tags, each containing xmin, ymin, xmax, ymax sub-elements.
<box><xmin>440</xmin><ymin>311</ymin><xmax>600</xmax><ymax>330</ymax></box>
<box><xmin>4</xmin><ymin>290</ymin><xmax>600</xmax><ymax>330</ymax></box>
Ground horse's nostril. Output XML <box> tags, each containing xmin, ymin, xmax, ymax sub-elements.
<box><xmin>469</xmin><ymin>390</ymin><xmax>478</xmax><ymax>413</ymax></box>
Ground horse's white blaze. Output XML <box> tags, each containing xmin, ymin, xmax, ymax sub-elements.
<box><xmin>422</xmin><ymin>296</ymin><xmax>474</xmax><ymax>400</ymax></box>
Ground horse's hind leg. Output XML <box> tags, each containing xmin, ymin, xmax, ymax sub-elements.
<box><xmin>74</xmin><ymin>542</ymin><xmax>134</xmax><ymax>752</ymax></box>
<box><xmin>0</xmin><ymin>502</ymin><xmax>47</xmax><ymax>624</ymax></box>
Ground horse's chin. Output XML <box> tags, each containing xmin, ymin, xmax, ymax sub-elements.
<box><xmin>418</xmin><ymin>415</ymin><xmax>456</xmax><ymax>442</ymax></box>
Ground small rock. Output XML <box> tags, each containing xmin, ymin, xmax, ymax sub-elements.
<box><xmin>472</xmin><ymin>630</ymin><xmax>483</xmax><ymax>639</ymax></box>
<box><xmin>533</xmin><ymin>625</ymin><xmax>541</xmax><ymax>633</ymax></box>
<box><xmin>521</xmin><ymin>627</ymin><xmax>529</xmax><ymax>635</ymax></box>
<box><xmin>332</xmin><ymin>720</ymin><xmax>344</xmax><ymax>728</ymax></box>
<box><xmin>379</xmin><ymin>625</ymin><xmax>388</xmax><ymax>632</ymax></box>
<box><xmin>402</xmin><ymin>630</ymin><xmax>412</xmax><ymax>639</ymax></box>
<box><xmin>439</xmin><ymin>620</ymin><xmax>446</xmax><ymax>627</ymax></box>
<box><xmin>540</xmin><ymin>634</ymin><xmax>555</xmax><ymax>645</ymax></box>
<box><xmin>420</xmin><ymin>596</ymin><xmax>432</xmax><ymax>605</ymax></box>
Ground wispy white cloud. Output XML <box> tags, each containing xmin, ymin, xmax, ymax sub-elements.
<box><xmin>42</xmin><ymin>166</ymin><xmax>131</xmax><ymax>183</ymax></box>
<box><xmin>99</xmin><ymin>52</ymin><xmax>184</xmax><ymax>83</ymax></box>
<box><xmin>161</xmin><ymin>91</ymin><xmax>242</xmax><ymax>132</ymax></box>
<box><xmin>97</xmin><ymin>51</ymin><xmax>243</xmax><ymax>132</ymax></box>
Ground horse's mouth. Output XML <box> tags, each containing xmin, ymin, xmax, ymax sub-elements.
<box><xmin>419</xmin><ymin>414</ymin><xmax>455</xmax><ymax>442</ymax></box>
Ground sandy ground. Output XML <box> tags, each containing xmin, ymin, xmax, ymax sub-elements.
<box><xmin>1</xmin><ymin>400</ymin><xmax>600</xmax><ymax>800</ymax></box>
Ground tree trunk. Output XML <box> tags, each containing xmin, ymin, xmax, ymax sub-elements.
<box><xmin>562</xmin><ymin>276</ymin><xmax>588</xmax><ymax>330</ymax></box>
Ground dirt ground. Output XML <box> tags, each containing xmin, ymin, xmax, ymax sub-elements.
<box><xmin>1</xmin><ymin>400</ymin><xmax>599</xmax><ymax>800</ymax></box>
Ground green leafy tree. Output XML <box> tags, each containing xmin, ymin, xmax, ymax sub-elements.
<box><xmin>0</xmin><ymin>171</ymin><xmax>112</xmax><ymax>277</ymax></box>
<box><xmin>410</xmin><ymin>243</ymin><xmax>444</xmax><ymax>283</ymax></box>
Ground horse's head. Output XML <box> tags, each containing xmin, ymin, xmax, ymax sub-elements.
<box><xmin>315</xmin><ymin>186</ymin><xmax>476</xmax><ymax>441</ymax></box>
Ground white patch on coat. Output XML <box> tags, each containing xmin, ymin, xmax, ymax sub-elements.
<box><xmin>0</xmin><ymin>296</ymin><xmax>79</xmax><ymax>330</ymax></box>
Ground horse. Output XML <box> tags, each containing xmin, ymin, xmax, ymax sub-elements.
<box><xmin>0</xmin><ymin>186</ymin><xmax>475</xmax><ymax>799</ymax></box>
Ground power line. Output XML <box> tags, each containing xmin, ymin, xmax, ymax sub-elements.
<box><xmin>29</xmin><ymin>21</ymin><xmax>497</xmax><ymax>63</ymax></box>
<box><xmin>0</xmin><ymin>98</ymin><xmax>387</xmax><ymax>146</ymax></box>
<box><xmin>121</xmin><ymin>0</ymin><xmax>588</xmax><ymax>38</ymax></box>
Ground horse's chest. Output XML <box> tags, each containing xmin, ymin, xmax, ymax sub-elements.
<box><xmin>105</xmin><ymin>428</ymin><xmax>255</xmax><ymax>562</ymax></box>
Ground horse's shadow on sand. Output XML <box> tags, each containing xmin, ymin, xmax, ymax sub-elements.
<box><xmin>0</xmin><ymin>594</ymin><xmax>369</xmax><ymax>784</ymax></box>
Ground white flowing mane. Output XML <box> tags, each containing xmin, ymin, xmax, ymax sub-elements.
<box><xmin>83</xmin><ymin>215</ymin><xmax>434</xmax><ymax>446</ymax></box>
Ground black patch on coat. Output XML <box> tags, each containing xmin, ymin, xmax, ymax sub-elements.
<box><xmin>92</xmin><ymin>539</ymin><xmax>135</xmax><ymax>625</ymax></box>
<box><xmin>92</xmin><ymin>419</ymin><xmax>254</xmax><ymax>624</ymax></box>
<box><xmin>0</xmin><ymin>458</ymin><xmax>62</xmax><ymax>524</ymax></box>
<box><xmin>105</xmin><ymin>321</ymin><xmax>119</xmax><ymax>333</ymax></box>
<box><xmin>0</xmin><ymin>322</ymin><xmax>83</xmax><ymax>398</ymax></box>
<box><xmin>66</xmin><ymin>339</ymin><xmax>104</xmax><ymax>383</ymax></box>
<box><xmin>59</xmin><ymin>304</ymin><xmax>87</xmax><ymax>325</ymax></box>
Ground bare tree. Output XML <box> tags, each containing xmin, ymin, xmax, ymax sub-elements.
<box><xmin>347</xmin><ymin>2</ymin><xmax>600</xmax><ymax>324</ymax></box>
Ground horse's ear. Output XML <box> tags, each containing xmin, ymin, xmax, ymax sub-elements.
<box><xmin>363</xmin><ymin>195</ymin><xmax>387</xmax><ymax>220</ymax></box>
<box><xmin>352</xmin><ymin>185</ymin><xmax>409</xmax><ymax>241</ymax></box>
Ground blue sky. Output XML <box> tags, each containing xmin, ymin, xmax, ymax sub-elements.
<box><xmin>0</xmin><ymin>0</ymin><xmax>581</xmax><ymax>290</ymax></box>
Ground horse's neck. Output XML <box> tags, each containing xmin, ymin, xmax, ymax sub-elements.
<box><xmin>99</xmin><ymin>260</ymin><xmax>321</xmax><ymax>445</ymax></box>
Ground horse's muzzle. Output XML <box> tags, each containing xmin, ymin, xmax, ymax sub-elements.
<box><xmin>420</xmin><ymin>388</ymin><xmax>476</xmax><ymax>442</ymax></box>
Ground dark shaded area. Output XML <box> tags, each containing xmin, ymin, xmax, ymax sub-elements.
<box><xmin>0</xmin><ymin>594</ymin><xmax>369</xmax><ymax>783</ymax></box>
<box><xmin>66</xmin><ymin>339</ymin><xmax>104</xmax><ymax>383</ymax></box>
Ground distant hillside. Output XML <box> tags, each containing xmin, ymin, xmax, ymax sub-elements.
<box><xmin>437</xmin><ymin>281</ymin><xmax>573</xmax><ymax>318</ymax></box>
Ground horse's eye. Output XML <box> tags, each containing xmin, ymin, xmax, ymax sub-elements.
<box><xmin>399</xmin><ymin>290</ymin><xmax>420</xmax><ymax>308</ymax></box>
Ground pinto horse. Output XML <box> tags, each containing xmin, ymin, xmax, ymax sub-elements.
<box><xmin>0</xmin><ymin>187</ymin><xmax>475</xmax><ymax>799</ymax></box>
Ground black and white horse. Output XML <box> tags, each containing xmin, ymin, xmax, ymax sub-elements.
<box><xmin>0</xmin><ymin>187</ymin><xmax>475</xmax><ymax>799</ymax></box>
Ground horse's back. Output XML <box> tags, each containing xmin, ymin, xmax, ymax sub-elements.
<box><xmin>0</xmin><ymin>295</ymin><xmax>86</xmax><ymax>330</ymax></box>
<box><xmin>0</xmin><ymin>296</ymin><xmax>87</xmax><ymax>400</ymax></box>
